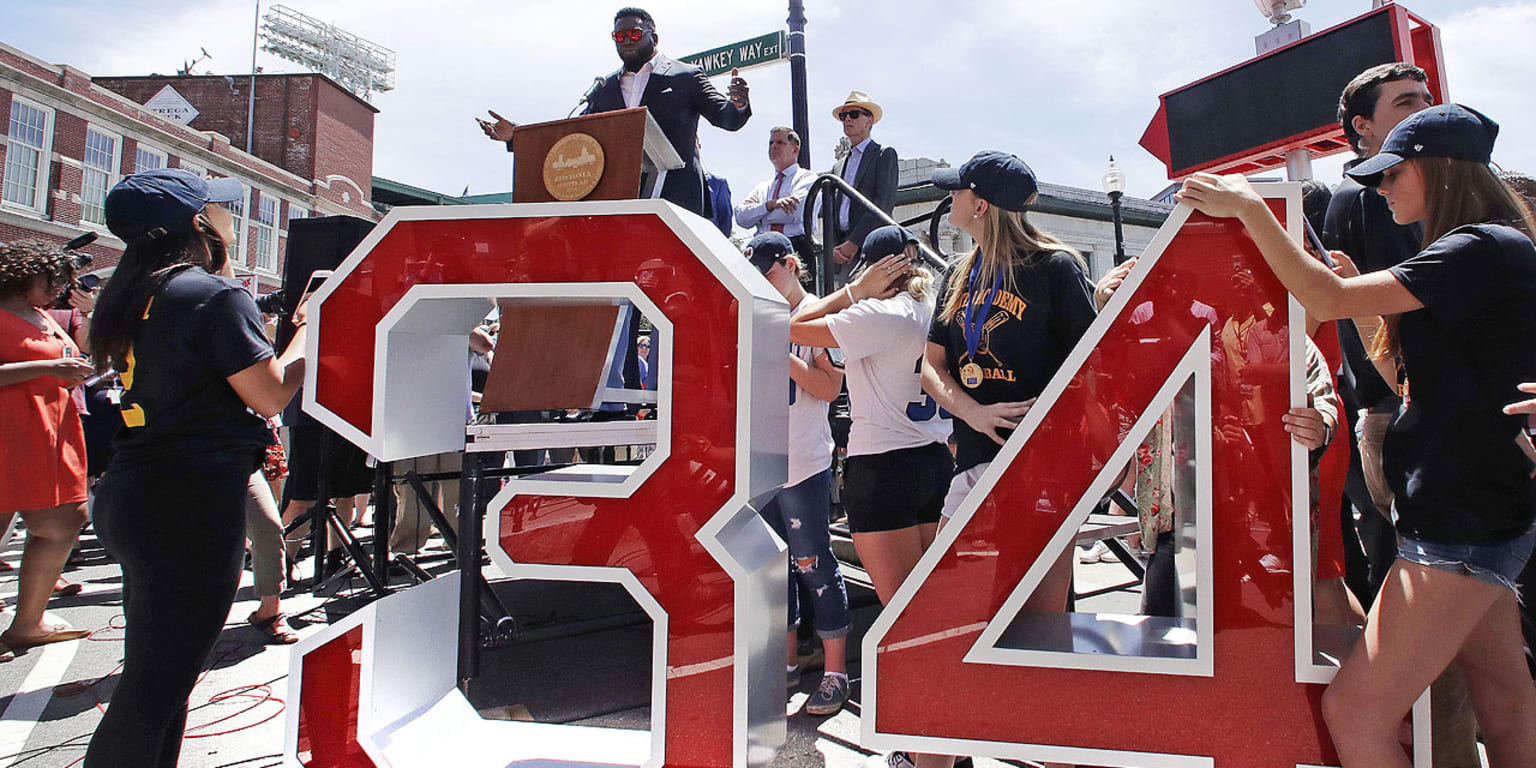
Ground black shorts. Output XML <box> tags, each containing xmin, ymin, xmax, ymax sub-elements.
<box><xmin>843</xmin><ymin>442</ymin><xmax>953</xmax><ymax>533</ymax></box>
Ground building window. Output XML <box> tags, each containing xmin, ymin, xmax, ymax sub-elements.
<box><xmin>81</xmin><ymin>127</ymin><xmax>122</xmax><ymax>226</ymax></box>
<box><xmin>135</xmin><ymin>145</ymin><xmax>166</xmax><ymax>173</ymax></box>
<box><xmin>288</xmin><ymin>204</ymin><xmax>308</xmax><ymax>222</ymax></box>
<box><xmin>2</xmin><ymin>97</ymin><xmax>53</xmax><ymax>212</ymax></box>
<box><xmin>179</xmin><ymin>162</ymin><xmax>205</xmax><ymax>178</ymax></box>
<box><xmin>224</xmin><ymin>183</ymin><xmax>247</xmax><ymax>265</ymax></box>
<box><xmin>254</xmin><ymin>193</ymin><xmax>278</xmax><ymax>273</ymax></box>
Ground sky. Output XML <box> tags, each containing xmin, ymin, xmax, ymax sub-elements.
<box><xmin>8</xmin><ymin>0</ymin><xmax>1535</xmax><ymax>204</ymax></box>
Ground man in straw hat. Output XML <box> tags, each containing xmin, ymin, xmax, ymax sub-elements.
<box><xmin>829</xmin><ymin>91</ymin><xmax>899</xmax><ymax>287</ymax></box>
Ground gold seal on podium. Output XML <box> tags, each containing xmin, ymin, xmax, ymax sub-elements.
<box><xmin>543</xmin><ymin>133</ymin><xmax>606</xmax><ymax>201</ymax></box>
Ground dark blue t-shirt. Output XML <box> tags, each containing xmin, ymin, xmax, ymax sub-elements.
<box><xmin>113</xmin><ymin>268</ymin><xmax>274</xmax><ymax>465</ymax></box>
<box><xmin>928</xmin><ymin>250</ymin><xmax>1097</xmax><ymax>472</ymax></box>
<box><xmin>1386</xmin><ymin>224</ymin><xmax>1536</xmax><ymax>543</ymax></box>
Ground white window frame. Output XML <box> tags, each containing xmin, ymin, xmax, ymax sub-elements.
<box><xmin>134</xmin><ymin>143</ymin><xmax>167</xmax><ymax>174</ymax></box>
<box><xmin>2</xmin><ymin>95</ymin><xmax>55</xmax><ymax>215</ymax></box>
<box><xmin>178</xmin><ymin>161</ymin><xmax>205</xmax><ymax>178</ymax></box>
<box><xmin>253</xmin><ymin>189</ymin><xmax>278</xmax><ymax>274</ymax></box>
<box><xmin>287</xmin><ymin>203</ymin><xmax>308</xmax><ymax>222</ymax></box>
<box><xmin>80</xmin><ymin>124</ymin><xmax>123</xmax><ymax>228</ymax></box>
<box><xmin>220</xmin><ymin>180</ymin><xmax>250</xmax><ymax>267</ymax></box>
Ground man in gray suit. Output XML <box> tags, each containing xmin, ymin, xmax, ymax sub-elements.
<box><xmin>828</xmin><ymin>90</ymin><xmax>898</xmax><ymax>287</ymax></box>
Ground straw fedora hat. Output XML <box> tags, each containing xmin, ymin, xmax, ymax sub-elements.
<box><xmin>831</xmin><ymin>91</ymin><xmax>882</xmax><ymax>124</ymax></box>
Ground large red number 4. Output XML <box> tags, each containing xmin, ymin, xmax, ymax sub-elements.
<box><xmin>866</xmin><ymin>186</ymin><xmax>1428</xmax><ymax>768</ymax></box>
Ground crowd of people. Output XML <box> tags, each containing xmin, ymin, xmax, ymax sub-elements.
<box><xmin>1</xmin><ymin>6</ymin><xmax>1534</xmax><ymax>768</ymax></box>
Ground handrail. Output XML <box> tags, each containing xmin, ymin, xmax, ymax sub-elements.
<box><xmin>802</xmin><ymin>172</ymin><xmax>947</xmax><ymax>295</ymax></box>
<box><xmin>898</xmin><ymin>196</ymin><xmax>952</xmax><ymax>259</ymax></box>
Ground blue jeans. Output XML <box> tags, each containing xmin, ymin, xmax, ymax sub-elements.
<box><xmin>759</xmin><ymin>469</ymin><xmax>850</xmax><ymax>639</ymax></box>
<box><xmin>1398</xmin><ymin>526</ymin><xmax>1536</xmax><ymax>593</ymax></box>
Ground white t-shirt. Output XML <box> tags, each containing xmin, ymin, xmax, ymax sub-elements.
<box><xmin>787</xmin><ymin>293</ymin><xmax>836</xmax><ymax>487</ymax></box>
<box><xmin>824</xmin><ymin>291</ymin><xmax>950</xmax><ymax>457</ymax></box>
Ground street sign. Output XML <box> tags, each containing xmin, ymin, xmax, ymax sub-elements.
<box><xmin>680</xmin><ymin>31</ymin><xmax>787</xmax><ymax>77</ymax></box>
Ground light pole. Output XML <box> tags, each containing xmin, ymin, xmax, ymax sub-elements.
<box><xmin>787</xmin><ymin>0</ymin><xmax>810</xmax><ymax>169</ymax></box>
<box><xmin>1102</xmin><ymin>155</ymin><xmax>1127</xmax><ymax>264</ymax></box>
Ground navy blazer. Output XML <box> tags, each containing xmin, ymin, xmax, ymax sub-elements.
<box><xmin>582</xmin><ymin>54</ymin><xmax>751</xmax><ymax>217</ymax></box>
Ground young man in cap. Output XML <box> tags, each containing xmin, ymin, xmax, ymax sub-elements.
<box><xmin>736</xmin><ymin>127</ymin><xmax>820</xmax><ymax>280</ymax></box>
<box><xmin>829</xmin><ymin>91</ymin><xmax>899</xmax><ymax>288</ymax></box>
<box><xmin>479</xmin><ymin>7</ymin><xmax>752</xmax><ymax>218</ymax></box>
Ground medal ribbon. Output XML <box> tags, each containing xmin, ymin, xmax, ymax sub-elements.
<box><xmin>961</xmin><ymin>257</ymin><xmax>1002</xmax><ymax>365</ymax></box>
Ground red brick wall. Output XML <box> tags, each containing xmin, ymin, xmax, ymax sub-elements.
<box><xmin>313</xmin><ymin>80</ymin><xmax>374</xmax><ymax>206</ymax></box>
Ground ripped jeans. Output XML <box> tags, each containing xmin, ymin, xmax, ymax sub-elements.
<box><xmin>759</xmin><ymin>468</ymin><xmax>850</xmax><ymax>639</ymax></box>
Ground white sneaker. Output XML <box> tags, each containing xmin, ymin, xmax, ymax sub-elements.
<box><xmin>865</xmin><ymin>752</ymin><xmax>917</xmax><ymax>768</ymax></box>
<box><xmin>1080</xmin><ymin>540</ymin><xmax>1113</xmax><ymax>563</ymax></box>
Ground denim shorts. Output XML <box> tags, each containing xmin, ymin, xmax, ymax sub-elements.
<box><xmin>1397</xmin><ymin>526</ymin><xmax>1536</xmax><ymax>593</ymax></box>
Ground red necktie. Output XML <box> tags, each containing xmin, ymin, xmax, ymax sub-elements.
<box><xmin>769</xmin><ymin>171</ymin><xmax>786</xmax><ymax>233</ymax></box>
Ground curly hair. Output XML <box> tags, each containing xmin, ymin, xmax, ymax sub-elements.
<box><xmin>0</xmin><ymin>239</ymin><xmax>74</xmax><ymax>299</ymax></box>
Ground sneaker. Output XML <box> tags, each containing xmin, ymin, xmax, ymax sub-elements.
<box><xmin>797</xmin><ymin>640</ymin><xmax>826</xmax><ymax>671</ymax></box>
<box><xmin>787</xmin><ymin>664</ymin><xmax>801</xmax><ymax>690</ymax></box>
<box><xmin>1079</xmin><ymin>540</ymin><xmax>1112</xmax><ymax>563</ymax></box>
<box><xmin>865</xmin><ymin>752</ymin><xmax>917</xmax><ymax>768</ymax></box>
<box><xmin>803</xmin><ymin>673</ymin><xmax>849</xmax><ymax>716</ymax></box>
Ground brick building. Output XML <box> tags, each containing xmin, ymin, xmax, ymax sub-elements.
<box><xmin>0</xmin><ymin>41</ymin><xmax>378</xmax><ymax>291</ymax></box>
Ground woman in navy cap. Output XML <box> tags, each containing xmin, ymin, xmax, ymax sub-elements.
<box><xmin>83</xmin><ymin>169</ymin><xmax>309</xmax><ymax>768</ymax></box>
<box><xmin>922</xmin><ymin>151</ymin><xmax>1098</xmax><ymax>613</ymax></box>
<box><xmin>744</xmin><ymin>231</ymin><xmax>854</xmax><ymax>717</ymax></box>
<box><xmin>788</xmin><ymin>225</ymin><xmax>953</xmax><ymax>768</ymax></box>
<box><xmin>1178</xmin><ymin>104</ymin><xmax>1536</xmax><ymax>766</ymax></box>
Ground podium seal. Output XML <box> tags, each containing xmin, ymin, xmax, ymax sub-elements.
<box><xmin>543</xmin><ymin>133</ymin><xmax>606</xmax><ymax>201</ymax></box>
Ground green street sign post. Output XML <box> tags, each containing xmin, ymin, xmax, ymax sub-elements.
<box><xmin>681</xmin><ymin>31</ymin><xmax>788</xmax><ymax>77</ymax></box>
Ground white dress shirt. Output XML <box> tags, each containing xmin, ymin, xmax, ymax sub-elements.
<box><xmin>838</xmin><ymin>137</ymin><xmax>872</xmax><ymax>231</ymax></box>
<box><xmin>735</xmin><ymin>165</ymin><xmax>816</xmax><ymax>237</ymax></box>
<box><xmin>619</xmin><ymin>53</ymin><xmax>659</xmax><ymax>108</ymax></box>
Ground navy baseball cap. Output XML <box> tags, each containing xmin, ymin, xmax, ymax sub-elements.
<box><xmin>105</xmin><ymin>168</ymin><xmax>245</xmax><ymax>242</ymax></box>
<box><xmin>862</xmin><ymin>225</ymin><xmax>918</xmax><ymax>261</ymax></box>
<box><xmin>1347</xmin><ymin>104</ymin><xmax>1499</xmax><ymax>187</ymax></box>
<box><xmin>744</xmin><ymin>231</ymin><xmax>794</xmax><ymax>273</ymax></box>
<box><xmin>931</xmin><ymin>151</ymin><xmax>1038</xmax><ymax>212</ymax></box>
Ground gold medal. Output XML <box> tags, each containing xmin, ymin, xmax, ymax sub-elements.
<box><xmin>960</xmin><ymin>362</ymin><xmax>984</xmax><ymax>389</ymax></box>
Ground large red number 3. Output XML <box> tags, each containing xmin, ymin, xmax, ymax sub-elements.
<box><xmin>866</xmin><ymin>186</ymin><xmax>1427</xmax><ymax>768</ymax></box>
<box><xmin>286</xmin><ymin>201</ymin><xmax>789</xmax><ymax>768</ymax></box>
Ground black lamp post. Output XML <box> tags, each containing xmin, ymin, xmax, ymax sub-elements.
<box><xmin>1102</xmin><ymin>155</ymin><xmax>1127</xmax><ymax>264</ymax></box>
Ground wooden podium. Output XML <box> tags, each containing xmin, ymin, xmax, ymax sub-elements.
<box><xmin>478</xmin><ymin>108</ymin><xmax>676</xmax><ymax>419</ymax></box>
<box><xmin>510</xmin><ymin>107</ymin><xmax>682</xmax><ymax>203</ymax></box>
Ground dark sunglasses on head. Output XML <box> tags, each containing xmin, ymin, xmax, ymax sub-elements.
<box><xmin>838</xmin><ymin>110</ymin><xmax>868</xmax><ymax>121</ymax></box>
<box><xmin>612</xmin><ymin>28</ymin><xmax>650</xmax><ymax>43</ymax></box>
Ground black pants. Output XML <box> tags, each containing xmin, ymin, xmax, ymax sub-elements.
<box><xmin>84</xmin><ymin>451</ymin><xmax>255</xmax><ymax>768</ymax></box>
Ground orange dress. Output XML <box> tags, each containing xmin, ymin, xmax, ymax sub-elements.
<box><xmin>0</xmin><ymin>308</ymin><xmax>88</xmax><ymax>514</ymax></box>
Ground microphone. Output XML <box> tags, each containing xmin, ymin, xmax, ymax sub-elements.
<box><xmin>571</xmin><ymin>77</ymin><xmax>603</xmax><ymax>115</ymax></box>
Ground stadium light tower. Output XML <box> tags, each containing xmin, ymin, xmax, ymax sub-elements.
<box><xmin>259</xmin><ymin>4</ymin><xmax>396</xmax><ymax>102</ymax></box>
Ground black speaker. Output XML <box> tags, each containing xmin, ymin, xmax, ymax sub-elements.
<box><xmin>274</xmin><ymin>215</ymin><xmax>374</xmax><ymax>353</ymax></box>
<box><xmin>280</xmin><ymin>214</ymin><xmax>375</xmax><ymax>314</ymax></box>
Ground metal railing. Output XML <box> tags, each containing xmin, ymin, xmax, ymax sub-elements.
<box><xmin>802</xmin><ymin>173</ymin><xmax>948</xmax><ymax>295</ymax></box>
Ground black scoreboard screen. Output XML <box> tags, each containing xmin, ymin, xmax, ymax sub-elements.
<box><xmin>1164</xmin><ymin>11</ymin><xmax>1397</xmax><ymax>174</ymax></box>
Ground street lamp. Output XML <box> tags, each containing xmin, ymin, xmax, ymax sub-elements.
<box><xmin>1101</xmin><ymin>155</ymin><xmax>1127</xmax><ymax>264</ymax></box>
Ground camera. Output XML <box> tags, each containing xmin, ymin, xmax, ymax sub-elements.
<box><xmin>51</xmin><ymin>232</ymin><xmax>99</xmax><ymax>310</ymax></box>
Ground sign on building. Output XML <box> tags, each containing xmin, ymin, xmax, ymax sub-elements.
<box><xmin>143</xmin><ymin>85</ymin><xmax>199</xmax><ymax>126</ymax></box>
<box><xmin>680</xmin><ymin>31</ymin><xmax>787</xmax><ymax>77</ymax></box>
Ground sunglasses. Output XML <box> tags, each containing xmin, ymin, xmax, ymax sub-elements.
<box><xmin>612</xmin><ymin>28</ymin><xmax>651</xmax><ymax>43</ymax></box>
<box><xmin>838</xmin><ymin>110</ymin><xmax>869</xmax><ymax>121</ymax></box>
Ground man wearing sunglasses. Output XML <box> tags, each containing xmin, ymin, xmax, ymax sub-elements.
<box><xmin>828</xmin><ymin>91</ymin><xmax>898</xmax><ymax>288</ymax></box>
<box><xmin>479</xmin><ymin>7</ymin><xmax>751</xmax><ymax>219</ymax></box>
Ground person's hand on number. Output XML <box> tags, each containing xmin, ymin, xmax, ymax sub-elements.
<box><xmin>1281</xmin><ymin>407</ymin><xmax>1330</xmax><ymax>451</ymax></box>
<box><xmin>1175</xmin><ymin>172</ymin><xmax>1265</xmax><ymax>220</ymax></box>
<box><xmin>1093</xmin><ymin>257</ymin><xmax>1137</xmax><ymax>310</ymax></box>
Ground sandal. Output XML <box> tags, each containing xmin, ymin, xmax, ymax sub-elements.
<box><xmin>248</xmin><ymin>611</ymin><xmax>300</xmax><ymax>645</ymax></box>
<box><xmin>53</xmin><ymin>578</ymin><xmax>83</xmax><ymax>597</ymax></box>
<box><xmin>0</xmin><ymin>625</ymin><xmax>90</xmax><ymax>650</ymax></box>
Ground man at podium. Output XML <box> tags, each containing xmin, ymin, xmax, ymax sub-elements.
<box><xmin>480</xmin><ymin>6</ymin><xmax>752</xmax><ymax>218</ymax></box>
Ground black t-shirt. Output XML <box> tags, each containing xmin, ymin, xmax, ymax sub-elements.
<box><xmin>113</xmin><ymin>268</ymin><xmax>275</xmax><ymax>465</ymax></box>
<box><xmin>1386</xmin><ymin>224</ymin><xmax>1536</xmax><ymax>543</ymax></box>
<box><xmin>1323</xmin><ymin>176</ymin><xmax>1423</xmax><ymax>412</ymax></box>
<box><xmin>928</xmin><ymin>250</ymin><xmax>1097</xmax><ymax>472</ymax></box>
